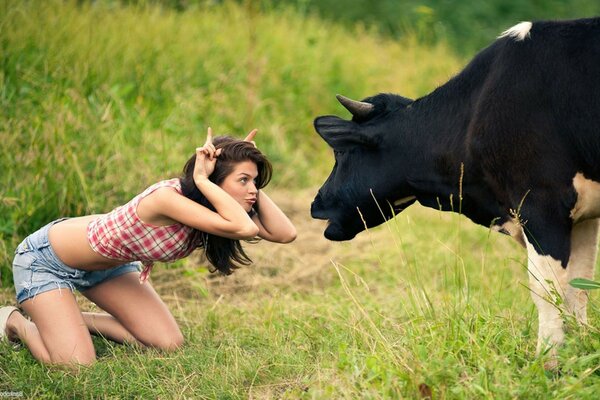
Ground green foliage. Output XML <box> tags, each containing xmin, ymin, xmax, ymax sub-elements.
<box><xmin>115</xmin><ymin>1</ymin><xmax>600</xmax><ymax>53</ymax></box>
<box><xmin>0</xmin><ymin>0</ymin><xmax>461</xmax><ymax>286</ymax></box>
<box><xmin>570</xmin><ymin>278</ymin><xmax>600</xmax><ymax>290</ymax></box>
<box><xmin>261</xmin><ymin>0</ymin><xmax>600</xmax><ymax>54</ymax></box>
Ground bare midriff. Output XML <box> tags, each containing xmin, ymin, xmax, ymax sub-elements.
<box><xmin>48</xmin><ymin>216</ymin><xmax>129</xmax><ymax>271</ymax></box>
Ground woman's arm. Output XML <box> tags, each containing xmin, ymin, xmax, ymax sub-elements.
<box><xmin>252</xmin><ymin>190</ymin><xmax>296</xmax><ymax>243</ymax></box>
<box><xmin>150</xmin><ymin>186</ymin><xmax>258</xmax><ymax>240</ymax></box>
<box><xmin>239</xmin><ymin>128</ymin><xmax>296</xmax><ymax>243</ymax></box>
<box><xmin>139</xmin><ymin>128</ymin><xmax>259</xmax><ymax>239</ymax></box>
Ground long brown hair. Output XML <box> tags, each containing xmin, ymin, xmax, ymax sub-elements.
<box><xmin>179</xmin><ymin>136</ymin><xmax>273</xmax><ymax>274</ymax></box>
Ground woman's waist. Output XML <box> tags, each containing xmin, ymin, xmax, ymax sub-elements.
<box><xmin>51</xmin><ymin>215</ymin><xmax>196</xmax><ymax>268</ymax></box>
<box><xmin>48</xmin><ymin>216</ymin><xmax>129</xmax><ymax>271</ymax></box>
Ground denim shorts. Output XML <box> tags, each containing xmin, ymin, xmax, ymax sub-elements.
<box><xmin>12</xmin><ymin>219</ymin><xmax>141</xmax><ymax>304</ymax></box>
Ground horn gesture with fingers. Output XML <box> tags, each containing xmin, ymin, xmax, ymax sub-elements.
<box><xmin>193</xmin><ymin>127</ymin><xmax>222</xmax><ymax>183</ymax></box>
<box><xmin>244</xmin><ymin>128</ymin><xmax>258</xmax><ymax>147</ymax></box>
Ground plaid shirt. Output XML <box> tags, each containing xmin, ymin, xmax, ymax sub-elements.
<box><xmin>87</xmin><ymin>179</ymin><xmax>198</xmax><ymax>282</ymax></box>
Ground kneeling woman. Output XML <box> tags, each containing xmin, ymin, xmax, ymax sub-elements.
<box><xmin>0</xmin><ymin>128</ymin><xmax>296</xmax><ymax>365</ymax></box>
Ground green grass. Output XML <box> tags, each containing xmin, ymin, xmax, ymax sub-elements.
<box><xmin>268</xmin><ymin>0</ymin><xmax>600</xmax><ymax>55</ymax></box>
<box><xmin>0</xmin><ymin>0</ymin><xmax>461</xmax><ymax>285</ymax></box>
<box><xmin>2</xmin><ymin>0</ymin><xmax>600</xmax><ymax>398</ymax></box>
<box><xmin>2</xmin><ymin>203</ymin><xmax>600</xmax><ymax>398</ymax></box>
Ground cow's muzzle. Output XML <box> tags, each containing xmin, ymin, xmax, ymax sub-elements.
<box><xmin>310</xmin><ymin>196</ymin><xmax>329</xmax><ymax>220</ymax></box>
<box><xmin>324</xmin><ymin>221</ymin><xmax>357</xmax><ymax>241</ymax></box>
<box><xmin>311</xmin><ymin>206</ymin><xmax>329</xmax><ymax>221</ymax></box>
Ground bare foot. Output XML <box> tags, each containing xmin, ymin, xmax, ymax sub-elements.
<box><xmin>5</xmin><ymin>310</ymin><xmax>25</xmax><ymax>342</ymax></box>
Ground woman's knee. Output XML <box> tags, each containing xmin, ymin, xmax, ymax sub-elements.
<box><xmin>49</xmin><ymin>345</ymin><xmax>96</xmax><ymax>366</ymax></box>
<box><xmin>138</xmin><ymin>328</ymin><xmax>184</xmax><ymax>351</ymax></box>
<box><xmin>154</xmin><ymin>330</ymin><xmax>184</xmax><ymax>351</ymax></box>
<box><xmin>159</xmin><ymin>331</ymin><xmax>185</xmax><ymax>351</ymax></box>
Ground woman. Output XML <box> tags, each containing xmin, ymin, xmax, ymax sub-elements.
<box><xmin>0</xmin><ymin>128</ymin><xmax>296</xmax><ymax>365</ymax></box>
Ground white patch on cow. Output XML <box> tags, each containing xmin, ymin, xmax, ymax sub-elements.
<box><xmin>565</xmin><ymin>219</ymin><xmax>599</xmax><ymax>324</ymax></box>
<box><xmin>498</xmin><ymin>21</ymin><xmax>533</xmax><ymax>41</ymax></box>
<box><xmin>393</xmin><ymin>196</ymin><xmax>416</xmax><ymax>207</ymax></box>
<box><xmin>570</xmin><ymin>172</ymin><xmax>600</xmax><ymax>223</ymax></box>
<box><xmin>492</xmin><ymin>219</ymin><xmax>526</xmax><ymax>248</ymax></box>
<box><xmin>523</xmin><ymin>235</ymin><xmax>567</xmax><ymax>357</ymax></box>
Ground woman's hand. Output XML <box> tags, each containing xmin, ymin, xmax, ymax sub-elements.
<box><xmin>194</xmin><ymin>127</ymin><xmax>222</xmax><ymax>184</ymax></box>
<box><xmin>244</xmin><ymin>128</ymin><xmax>258</xmax><ymax>147</ymax></box>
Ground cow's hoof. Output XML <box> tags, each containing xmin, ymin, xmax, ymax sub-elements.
<box><xmin>543</xmin><ymin>357</ymin><xmax>560</xmax><ymax>372</ymax></box>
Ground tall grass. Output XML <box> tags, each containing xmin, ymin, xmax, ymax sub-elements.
<box><xmin>0</xmin><ymin>0</ymin><xmax>462</xmax><ymax>285</ymax></box>
<box><xmin>2</xmin><ymin>199</ymin><xmax>600</xmax><ymax>398</ymax></box>
<box><xmin>265</xmin><ymin>0</ymin><xmax>600</xmax><ymax>54</ymax></box>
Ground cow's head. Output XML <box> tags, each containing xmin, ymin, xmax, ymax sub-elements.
<box><xmin>311</xmin><ymin>93</ymin><xmax>416</xmax><ymax>241</ymax></box>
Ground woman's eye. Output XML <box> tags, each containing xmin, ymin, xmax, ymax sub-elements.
<box><xmin>240</xmin><ymin>178</ymin><xmax>248</xmax><ymax>183</ymax></box>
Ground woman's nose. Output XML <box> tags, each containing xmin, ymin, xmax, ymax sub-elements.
<box><xmin>248</xmin><ymin>182</ymin><xmax>258</xmax><ymax>194</ymax></box>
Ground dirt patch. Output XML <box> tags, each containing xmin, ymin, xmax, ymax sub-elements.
<box><xmin>151</xmin><ymin>189</ymin><xmax>388</xmax><ymax>300</ymax></box>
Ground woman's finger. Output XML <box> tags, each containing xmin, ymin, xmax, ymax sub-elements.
<box><xmin>244</xmin><ymin>128</ymin><xmax>258</xmax><ymax>143</ymax></box>
<box><xmin>206</xmin><ymin>127</ymin><xmax>213</xmax><ymax>145</ymax></box>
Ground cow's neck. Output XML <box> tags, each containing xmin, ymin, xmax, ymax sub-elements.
<box><xmin>399</xmin><ymin>65</ymin><xmax>504</xmax><ymax>226</ymax></box>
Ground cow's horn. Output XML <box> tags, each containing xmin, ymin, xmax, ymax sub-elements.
<box><xmin>336</xmin><ymin>94</ymin><xmax>374</xmax><ymax>118</ymax></box>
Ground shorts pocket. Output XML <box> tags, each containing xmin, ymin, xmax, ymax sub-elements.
<box><xmin>12</xmin><ymin>249</ymin><xmax>36</xmax><ymax>272</ymax></box>
<box><xmin>14</xmin><ymin>239</ymin><xmax>33</xmax><ymax>255</ymax></box>
<box><xmin>30</xmin><ymin>263</ymin><xmax>82</xmax><ymax>280</ymax></box>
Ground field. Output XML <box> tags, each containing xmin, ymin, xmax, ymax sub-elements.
<box><xmin>2</xmin><ymin>1</ymin><xmax>600</xmax><ymax>398</ymax></box>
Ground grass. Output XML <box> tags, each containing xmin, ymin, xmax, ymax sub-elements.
<box><xmin>2</xmin><ymin>195</ymin><xmax>600</xmax><ymax>398</ymax></box>
<box><xmin>2</xmin><ymin>0</ymin><xmax>600</xmax><ymax>398</ymax></box>
<box><xmin>0</xmin><ymin>0</ymin><xmax>462</xmax><ymax>285</ymax></box>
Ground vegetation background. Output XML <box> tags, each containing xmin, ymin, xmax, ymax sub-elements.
<box><xmin>2</xmin><ymin>0</ymin><xmax>600</xmax><ymax>398</ymax></box>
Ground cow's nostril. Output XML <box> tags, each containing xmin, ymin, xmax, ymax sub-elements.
<box><xmin>310</xmin><ymin>201</ymin><xmax>328</xmax><ymax>220</ymax></box>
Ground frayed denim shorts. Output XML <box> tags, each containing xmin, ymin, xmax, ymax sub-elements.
<box><xmin>12</xmin><ymin>219</ymin><xmax>141</xmax><ymax>304</ymax></box>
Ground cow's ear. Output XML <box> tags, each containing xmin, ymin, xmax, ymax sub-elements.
<box><xmin>314</xmin><ymin>116</ymin><xmax>378</xmax><ymax>149</ymax></box>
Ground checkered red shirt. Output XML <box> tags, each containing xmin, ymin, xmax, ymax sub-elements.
<box><xmin>87</xmin><ymin>179</ymin><xmax>198</xmax><ymax>282</ymax></box>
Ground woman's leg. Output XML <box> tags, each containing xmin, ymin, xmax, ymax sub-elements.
<box><xmin>81</xmin><ymin>312</ymin><xmax>142</xmax><ymax>345</ymax></box>
<box><xmin>81</xmin><ymin>272</ymin><xmax>183</xmax><ymax>350</ymax></box>
<box><xmin>8</xmin><ymin>289</ymin><xmax>96</xmax><ymax>365</ymax></box>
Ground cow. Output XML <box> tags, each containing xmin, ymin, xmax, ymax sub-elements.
<box><xmin>311</xmin><ymin>17</ymin><xmax>600</xmax><ymax>366</ymax></box>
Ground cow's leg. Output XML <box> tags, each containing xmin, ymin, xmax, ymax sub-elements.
<box><xmin>564</xmin><ymin>219</ymin><xmax>599</xmax><ymax>324</ymax></box>
<box><xmin>524</xmin><ymin>234</ymin><xmax>568</xmax><ymax>356</ymax></box>
<box><xmin>516</xmin><ymin>190</ymin><xmax>574</xmax><ymax>365</ymax></box>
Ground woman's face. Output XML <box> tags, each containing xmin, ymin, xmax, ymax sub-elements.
<box><xmin>219</xmin><ymin>160</ymin><xmax>259</xmax><ymax>212</ymax></box>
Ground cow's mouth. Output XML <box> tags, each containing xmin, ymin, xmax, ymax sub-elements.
<box><xmin>311</xmin><ymin>198</ymin><xmax>361</xmax><ymax>241</ymax></box>
<box><xmin>324</xmin><ymin>220</ymin><xmax>357</xmax><ymax>241</ymax></box>
<box><xmin>311</xmin><ymin>210</ymin><xmax>329</xmax><ymax>221</ymax></box>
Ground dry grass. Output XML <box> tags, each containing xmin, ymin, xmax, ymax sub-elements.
<box><xmin>155</xmin><ymin>189</ymin><xmax>388</xmax><ymax>301</ymax></box>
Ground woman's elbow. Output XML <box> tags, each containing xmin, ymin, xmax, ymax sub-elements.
<box><xmin>237</xmin><ymin>223</ymin><xmax>260</xmax><ymax>239</ymax></box>
<box><xmin>278</xmin><ymin>227</ymin><xmax>297</xmax><ymax>243</ymax></box>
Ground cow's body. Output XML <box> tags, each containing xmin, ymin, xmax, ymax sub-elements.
<box><xmin>311</xmin><ymin>18</ymin><xmax>600</xmax><ymax>364</ymax></box>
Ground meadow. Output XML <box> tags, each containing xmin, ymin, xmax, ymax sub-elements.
<box><xmin>1</xmin><ymin>1</ymin><xmax>600</xmax><ymax>398</ymax></box>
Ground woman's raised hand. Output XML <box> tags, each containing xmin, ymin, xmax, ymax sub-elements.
<box><xmin>194</xmin><ymin>127</ymin><xmax>222</xmax><ymax>184</ymax></box>
<box><xmin>244</xmin><ymin>129</ymin><xmax>258</xmax><ymax>147</ymax></box>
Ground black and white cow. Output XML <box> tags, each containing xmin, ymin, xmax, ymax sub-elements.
<box><xmin>311</xmin><ymin>18</ymin><xmax>600</xmax><ymax>361</ymax></box>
